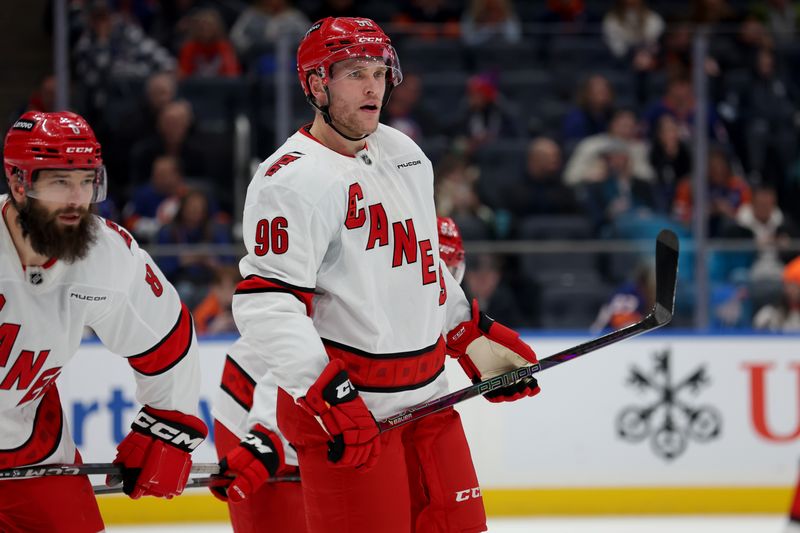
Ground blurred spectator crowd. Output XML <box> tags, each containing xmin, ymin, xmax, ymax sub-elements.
<box><xmin>8</xmin><ymin>0</ymin><xmax>800</xmax><ymax>332</ymax></box>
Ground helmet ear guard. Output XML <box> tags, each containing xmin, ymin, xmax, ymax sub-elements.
<box><xmin>437</xmin><ymin>216</ymin><xmax>466</xmax><ymax>284</ymax></box>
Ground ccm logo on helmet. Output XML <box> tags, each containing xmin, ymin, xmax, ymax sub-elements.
<box><xmin>65</xmin><ymin>146</ymin><xmax>93</xmax><ymax>154</ymax></box>
<box><xmin>133</xmin><ymin>411</ymin><xmax>204</xmax><ymax>450</ymax></box>
<box><xmin>357</xmin><ymin>36</ymin><xmax>384</xmax><ymax>43</ymax></box>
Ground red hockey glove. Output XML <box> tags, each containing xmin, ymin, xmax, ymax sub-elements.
<box><xmin>108</xmin><ymin>406</ymin><xmax>208</xmax><ymax>499</ymax></box>
<box><xmin>446</xmin><ymin>299</ymin><xmax>541</xmax><ymax>403</ymax></box>
<box><xmin>298</xmin><ymin>359</ymin><xmax>381</xmax><ymax>470</ymax></box>
<box><xmin>210</xmin><ymin>424</ymin><xmax>285</xmax><ymax>503</ymax></box>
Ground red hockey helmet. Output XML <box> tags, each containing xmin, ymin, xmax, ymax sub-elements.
<box><xmin>437</xmin><ymin>216</ymin><xmax>465</xmax><ymax>283</ymax></box>
<box><xmin>297</xmin><ymin>17</ymin><xmax>402</xmax><ymax>109</ymax></box>
<box><xmin>3</xmin><ymin>111</ymin><xmax>107</xmax><ymax>203</ymax></box>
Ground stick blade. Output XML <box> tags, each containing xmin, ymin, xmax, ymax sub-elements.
<box><xmin>654</xmin><ymin>229</ymin><xmax>679</xmax><ymax>324</ymax></box>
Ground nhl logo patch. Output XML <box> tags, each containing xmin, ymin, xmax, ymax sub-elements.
<box><xmin>28</xmin><ymin>270</ymin><xmax>43</xmax><ymax>285</ymax></box>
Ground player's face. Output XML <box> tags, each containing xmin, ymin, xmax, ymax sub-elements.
<box><xmin>327</xmin><ymin>58</ymin><xmax>387</xmax><ymax>137</ymax></box>
<box><xmin>28</xmin><ymin>169</ymin><xmax>98</xmax><ymax>210</ymax></box>
<box><xmin>15</xmin><ymin>170</ymin><xmax>97</xmax><ymax>262</ymax></box>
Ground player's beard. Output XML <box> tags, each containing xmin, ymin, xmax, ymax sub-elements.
<box><xmin>13</xmin><ymin>196</ymin><xmax>97</xmax><ymax>263</ymax></box>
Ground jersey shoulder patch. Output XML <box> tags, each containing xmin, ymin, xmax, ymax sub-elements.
<box><xmin>264</xmin><ymin>151</ymin><xmax>304</xmax><ymax>177</ymax></box>
<box><xmin>253</xmin><ymin>145</ymin><xmax>343</xmax><ymax>206</ymax></box>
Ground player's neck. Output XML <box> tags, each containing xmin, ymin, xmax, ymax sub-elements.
<box><xmin>309</xmin><ymin>115</ymin><xmax>367</xmax><ymax>156</ymax></box>
<box><xmin>2</xmin><ymin>201</ymin><xmax>50</xmax><ymax>267</ymax></box>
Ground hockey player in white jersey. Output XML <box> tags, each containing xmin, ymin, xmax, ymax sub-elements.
<box><xmin>0</xmin><ymin>111</ymin><xmax>207</xmax><ymax>533</ymax></box>
<box><xmin>227</xmin><ymin>17</ymin><xmax>542</xmax><ymax>533</ymax></box>
<box><xmin>210</xmin><ymin>335</ymin><xmax>306</xmax><ymax>533</ymax></box>
<box><xmin>210</xmin><ymin>215</ymin><xmax>467</xmax><ymax>533</ymax></box>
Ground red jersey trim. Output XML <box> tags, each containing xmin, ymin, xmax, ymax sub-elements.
<box><xmin>322</xmin><ymin>337</ymin><xmax>446</xmax><ymax>392</ymax></box>
<box><xmin>235</xmin><ymin>275</ymin><xmax>315</xmax><ymax>317</ymax></box>
<box><xmin>298</xmin><ymin>125</ymin><xmax>368</xmax><ymax>158</ymax></box>
<box><xmin>220</xmin><ymin>355</ymin><xmax>256</xmax><ymax>411</ymax></box>
<box><xmin>0</xmin><ymin>387</ymin><xmax>63</xmax><ymax>468</ymax></box>
<box><xmin>127</xmin><ymin>303</ymin><xmax>194</xmax><ymax>376</ymax></box>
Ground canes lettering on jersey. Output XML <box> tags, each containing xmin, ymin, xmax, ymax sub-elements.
<box><xmin>343</xmin><ymin>183</ymin><xmax>437</xmax><ymax>287</ymax></box>
<box><xmin>0</xmin><ymin>315</ymin><xmax>60</xmax><ymax>406</ymax></box>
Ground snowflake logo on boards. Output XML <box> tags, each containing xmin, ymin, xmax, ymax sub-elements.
<box><xmin>616</xmin><ymin>348</ymin><xmax>722</xmax><ymax>461</ymax></box>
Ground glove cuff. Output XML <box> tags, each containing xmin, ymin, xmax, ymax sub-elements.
<box><xmin>446</xmin><ymin>299</ymin><xmax>483</xmax><ymax>358</ymax></box>
<box><xmin>130</xmin><ymin>406</ymin><xmax>208</xmax><ymax>453</ymax></box>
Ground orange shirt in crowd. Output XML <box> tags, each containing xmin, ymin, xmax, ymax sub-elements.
<box><xmin>178</xmin><ymin>40</ymin><xmax>241</xmax><ymax>78</ymax></box>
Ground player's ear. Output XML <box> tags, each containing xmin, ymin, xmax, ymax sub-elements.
<box><xmin>309</xmin><ymin>74</ymin><xmax>328</xmax><ymax>106</ymax></box>
<box><xmin>7</xmin><ymin>174</ymin><xmax>26</xmax><ymax>203</ymax></box>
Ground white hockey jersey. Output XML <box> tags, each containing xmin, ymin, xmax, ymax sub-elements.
<box><xmin>0</xmin><ymin>196</ymin><xmax>201</xmax><ymax>468</ymax></box>
<box><xmin>212</xmin><ymin>336</ymin><xmax>297</xmax><ymax>465</ymax></box>
<box><xmin>233</xmin><ymin>124</ymin><xmax>471</xmax><ymax>421</ymax></box>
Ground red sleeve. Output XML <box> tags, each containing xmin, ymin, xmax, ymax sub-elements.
<box><xmin>178</xmin><ymin>42</ymin><xmax>197</xmax><ymax>77</ymax></box>
<box><xmin>219</xmin><ymin>41</ymin><xmax>241</xmax><ymax>77</ymax></box>
<box><xmin>127</xmin><ymin>303</ymin><xmax>194</xmax><ymax>375</ymax></box>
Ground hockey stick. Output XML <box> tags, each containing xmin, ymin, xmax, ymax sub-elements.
<box><xmin>0</xmin><ymin>462</ymin><xmax>221</xmax><ymax>480</ymax></box>
<box><xmin>93</xmin><ymin>474</ymin><xmax>301</xmax><ymax>495</ymax></box>
<box><xmin>377</xmin><ymin>229</ymin><xmax>679</xmax><ymax>433</ymax></box>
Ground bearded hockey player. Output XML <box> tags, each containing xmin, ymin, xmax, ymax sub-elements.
<box><xmin>0</xmin><ymin>111</ymin><xmax>207</xmax><ymax>533</ymax></box>
<box><xmin>223</xmin><ymin>17</ymin><xmax>542</xmax><ymax>533</ymax></box>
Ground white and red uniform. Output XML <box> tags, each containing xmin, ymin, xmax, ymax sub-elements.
<box><xmin>233</xmin><ymin>124</ymin><xmax>486</xmax><ymax>532</ymax></box>
<box><xmin>213</xmin><ymin>337</ymin><xmax>296</xmax><ymax>464</ymax></box>
<box><xmin>0</xmin><ymin>196</ymin><xmax>200</xmax><ymax>532</ymax></box>
<box><xmin>213</xmin><ymin>336</ymin><xmax>305</xmax><ymax>533</ymax></box>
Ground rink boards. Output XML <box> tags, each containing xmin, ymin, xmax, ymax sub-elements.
<box><xmin>58</xmin><ymin>332</ymin><xmax>798</xmax><ymax>522</ymax></box>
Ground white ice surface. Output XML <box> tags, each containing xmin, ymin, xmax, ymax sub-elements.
<box><xmin>107</xmin><ymin>515</ymin><xmax>785</xmax><ymax>532</ymax></box>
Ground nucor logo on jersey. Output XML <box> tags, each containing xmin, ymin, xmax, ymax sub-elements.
<box><xmin>70</xmin><ymin>292</ymin><xmax>107</xmax><ymax>302</ymax></box>
<box><xmin>133</xmin><ymin>411</ymin><xmax>203</xmax><ymax>450</ymax></box>
<box><xmin>65</xmin><ymin>146</ymin><xmax>93</xmax><ymax>154</ymax></box>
